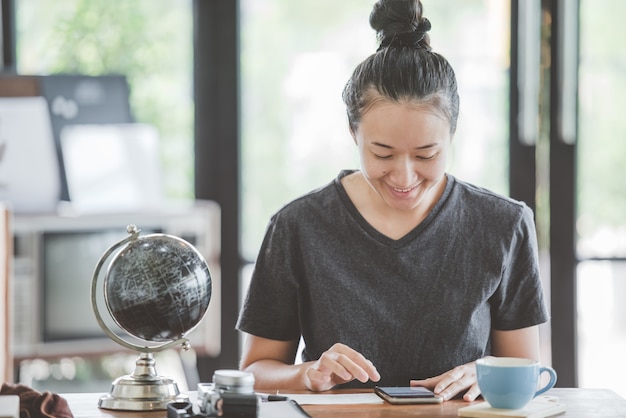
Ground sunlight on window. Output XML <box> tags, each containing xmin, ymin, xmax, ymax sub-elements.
<box><xmin>240</xmin><ymin>0</ymin><xmax>509</xmax><ymax>261</ymax></box>
<box><xmin>576</xmin><ymin>0</ymin><xmax>626</xmax><ymax>398</ymax></box>
<box><xmin>16</xmin><ymin>0</ymin><xmax>194</xmax><ymax>200</ymax></box>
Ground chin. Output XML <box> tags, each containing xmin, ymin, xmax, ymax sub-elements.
<box><xmin>385</xmin><ymin>185</ymin><xmax>435</xmax><ymax>211</ymax></box>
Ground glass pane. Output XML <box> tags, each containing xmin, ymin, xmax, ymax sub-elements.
<box><xmin>13</xmin><ymin>0</ymin><xmax>194</xmax><ymax>392</ymax></box>
<box><xmin>577</xmin><ymin>0</ymin><xmax>626</xmax><ymax>259</ymax></box>
<box><xmin>240</xmin><ymin>0</ymin><xmax>510</xmax><ymax>261</ymax></box>
<box><xmin>577</xmin><ymin>260</ymin><xmax>626</xmax><ymax>398</ymax></box>
<box><xmin>16</xmin><ymin>0</ymin><xmax>194</xmax><ymax>200</ymax></box>
<box><xmin>577</xmin><ymin>0</ymin><xmax>626</xmax><ymax>398</ymax></box>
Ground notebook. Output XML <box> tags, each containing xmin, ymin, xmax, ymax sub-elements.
<box><xmin>38</xmin><ymin>74</ymin><xmax>134</xmax><ymax>202</ymax></box>
<box><xmin>0</xmin><ymin>97</ymin><xmax>61</xmax><ymax>213</ymax></box>
<box><xmin>260</xmin><ymin>400</ymin><xmax>310</xmax><ymax>418</ymax></box>
<box><xmin>60</xmin><ymin>123</ymin><xmax>164</xmax><ymax>212</ymax></box>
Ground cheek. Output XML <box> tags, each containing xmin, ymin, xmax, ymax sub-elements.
<box><xmin>359</xmin><ymin>154</ymin><xmax>388</xmax><ymax>177</ymax></box>
<box><xmin>422</xmin><ymin>150</ymin><xmax>450</xmax><ymax>179</ymax></box>
<box><xmin>423</xmin><ymin>159</ymin><xmax>447</xmax><ymax>179</ymax></box>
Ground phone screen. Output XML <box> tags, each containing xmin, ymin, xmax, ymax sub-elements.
<box><xmin>377</xmin><ymin>386</ymin><xmax>435</xmax><ymax>398</ymax></box>
<box><xmin>374</xmin><ymin>386</ymin><xmax>443</xmax><ymax>404</ymax></box>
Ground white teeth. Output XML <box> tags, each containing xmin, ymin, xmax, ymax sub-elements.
<box><xmin>394</xmin><ymin>187</ymin><xmax>412</xmax><ymax>193</ymax></box>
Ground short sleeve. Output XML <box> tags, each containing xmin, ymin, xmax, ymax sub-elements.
<box><xmin>490</xmin><ymin>205</ymin><xmax>549</xmax><ymax>330</ymax></box>
<box><xmin>236</xmin><ymin>211</ymin><xmax>302</xmax><ymax>341</ymax></box>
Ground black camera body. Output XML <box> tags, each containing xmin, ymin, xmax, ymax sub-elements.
<box><xmin>167</xmin><ymin>370</ymin><xmax>259</xmax><ymax>418</ymax></box>
<box><xmin>199</xmin><ymin>369</ymin><xmax>258</xmax><ymax>416</ymax></box>
<box><xmin>197</xmin><ymin>381</ymin><xmax>259</xmax><ymax>417</ymax></box>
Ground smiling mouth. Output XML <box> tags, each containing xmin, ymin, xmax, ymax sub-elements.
<box><xmin>392</xmin><ymin>186</ymin><xmax>414</xmax><ymax>193</ymax></box>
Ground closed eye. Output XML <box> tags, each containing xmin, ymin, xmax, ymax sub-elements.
<box><xmin>417</xmin><ymin>153</ymin><xmax>437</xmax><ymax>160</ymax></box>
<box><xmin>373</xmin><ymin>153</ymin><xmax>393</xmax><ymax>160</ymax></box>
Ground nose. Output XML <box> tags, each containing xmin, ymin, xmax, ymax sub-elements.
<box><xmin>390</xmin><ymin>156</ymin><xmax>416</xmax><ymax>188</ymax></box>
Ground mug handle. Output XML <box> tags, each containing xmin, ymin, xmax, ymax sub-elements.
<box><xmin>534</xmin><ymin>366</ymin><xmax>558</xmax><ymax>397</ymax></box>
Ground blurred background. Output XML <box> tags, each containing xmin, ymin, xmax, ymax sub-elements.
<box><xmin>0</xmin><ymin>0</ymin><xmax>624</xmax><ymax>399</ymax></box>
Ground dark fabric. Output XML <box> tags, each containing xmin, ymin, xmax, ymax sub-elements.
<box><xmin>237</xmin><ymin>171</ymin><xmax>549</xmax><ymax>387</ymax></box>
<box><xmin>1</xmin><ymin>383</ymin><xmax>73</xmax><ymax>418</ymax></box>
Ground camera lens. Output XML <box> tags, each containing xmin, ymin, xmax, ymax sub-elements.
<box><xmin>213</xmin><ymin>370</ymin><xmax>255</xmax><ymax>394</ymax></box>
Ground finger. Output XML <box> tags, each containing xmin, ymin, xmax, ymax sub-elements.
<box><xmin>343</xmin><ymin>356</ymin><xmax>380</xmax><ymax>382</ymax></box>
<box><xmin>410</xmin><ymin>377</ymin><xmax>437</xmax><ymax>389</ymax></box>
<box><xmin>305</xmin><ymin>367</ymin><xmax>333</xmax><ymax>392</ymax></box>
<box><xmin>434</xmin><ymin>368</ymin><xmax>464</xmax><ymax>394</ymax></box>
<box><xmin>327</xmin><ymin>344</ymin><xmax>380</xmax><ymax>382</ymax></box>
<box><xmin>364</xmin><ymin>359</ymin><xmax>381</xmax><ymax>382</ymax></box>
<box><xmin>324</xmin><ymin>351</ymin><xmax>372</xmax><ymax>382</ymax></box>
<box><xmin>437</xmin><ymin>370</ymin><xmax>477</xmax><ymax>401</ymax></box>
<box><xmin>310</xmin><ymin>352</ymin><xmax>358</xmax><ymax>385</ymax></box>
<box><xmin>462</xmin><ymin>383</ymin><xmax>481</xmax><ymax>402</ymax></box>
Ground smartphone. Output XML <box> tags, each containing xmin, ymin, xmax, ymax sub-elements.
<box><xmin>374</xmin><ymin>386</ymin><xmax>443</xmax><ymax>404</ymax></box>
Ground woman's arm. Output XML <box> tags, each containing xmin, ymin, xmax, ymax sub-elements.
<box><xmin>491</xmin><ymin>325</ymin><xmax>541</xmax><ymax>360</ymax></box>
<box><xmin>239</xmin><ymin>333</ymin><xmax>380</xmax><ymax>391</ymax></box>
<box><xmin>239</xmin><ymin>334</ymin><xmax>304</xmax><ymax>390</ymax></box>
<box><xmin>411</xmin><ymin>325</ymin><xmax>542</xmax><ymax>401</ymax></box>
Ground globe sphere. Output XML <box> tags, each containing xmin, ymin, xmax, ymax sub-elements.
<box><xmin>104</xmin><ymin>233</ymin><xmax>212</xmax><ymax>342</ymax></box>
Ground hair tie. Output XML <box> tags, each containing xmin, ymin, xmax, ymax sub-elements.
<box><xmin>377</xmin><ymin>18</ymin><xmax>431</xmax><ymax>52</ymax></box>
<box><xmin>414</xmin><ymin>18</ymin><xmax>431</xmax><ymax>33</ymax></box>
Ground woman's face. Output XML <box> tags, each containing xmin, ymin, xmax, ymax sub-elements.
<box><xmin>352</xmin><ymin>99</ymin><xmax>452</xmax><ymax>212</ymax></box>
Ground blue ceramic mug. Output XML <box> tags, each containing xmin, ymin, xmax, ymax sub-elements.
<box><xmin>476</xmin><ymin>357</ymin><xmax>557</xmax><ymax>409</ymax></box>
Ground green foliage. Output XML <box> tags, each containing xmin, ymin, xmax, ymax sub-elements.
<box><xmin>17</xmin><ymin>0</ymin><xmax>194</xmax><ymax>199</ymax></box>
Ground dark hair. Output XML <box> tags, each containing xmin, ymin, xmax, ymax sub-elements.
<box><xmin>342</xmin><ymin>0</ymin><xmax>460</xmax><ymax>134</ymax></box>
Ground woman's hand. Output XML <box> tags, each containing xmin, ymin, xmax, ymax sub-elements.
<box><xmin>410</xmin><ymin>361</ymin><xmax>481</xmax><ymax>402</ymax></box>
<box><xmin>303</xmin><ymin>343</ymin><xmax>381</xmax><ymax>391</ymax></box>
<box><xmin>410</xmin><ymin>326</ymin><xmax>543</xmax><ymax>402</ymax></box>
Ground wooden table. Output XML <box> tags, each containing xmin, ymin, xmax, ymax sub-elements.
<box><xmin>63</xmin><ymin>388</ymin><xmax>626</xmax><ymax>417</ymax></box>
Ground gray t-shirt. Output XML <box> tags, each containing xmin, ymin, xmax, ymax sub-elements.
<box><xmin>237</xmin><ymin>170</ymin><xmax>549</xmax><ymax>387</ymax></box>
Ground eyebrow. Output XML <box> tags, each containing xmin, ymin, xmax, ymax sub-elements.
<box><xmin>371</xmin><ymin>141</ymin><xmax>439</xmax><ymax>150</ymax></box>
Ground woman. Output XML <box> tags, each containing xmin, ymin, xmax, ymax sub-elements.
<box><xmin>236</xmin><ymin>0</ymin><xmax>548</xmax><ymax>402</ymax></box>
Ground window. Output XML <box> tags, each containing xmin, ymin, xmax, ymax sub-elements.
<box><xmin>240</xmin><ymin>0</ymin><xmax>510</xmax><ymax>262</ymax></box>
<box><xmin>17</xmin><ymin>0</ymin><xmax>194</xmax><ymax>200</ymax></box>
<box><xmin>576</xmin><ymin>0</ymin><xmax>626</xmax><ymax>398</ymax></box>
<box><xmin>13</xmin><ymin>0</ymin><xmax>194</xmax><ymax>392</ymax></box>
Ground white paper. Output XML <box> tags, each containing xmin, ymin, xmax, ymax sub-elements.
<box><xmin>0</xmin><ymin>97</ymin><xmax>60</xmax><ymax>213</ymax></box>
<box><xmin>60</xmin><ymin>123</ymin><xmax>164</xmax><ymax>212</ymax></box>
<box><xmin>276</xmin><ymin>392</ymin><xmax>384</xmax><ymax>405</ymax></box>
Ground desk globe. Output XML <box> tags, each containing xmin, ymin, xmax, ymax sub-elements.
<box><xmin>91</xmin><ymin>225</ymin><xmax>212</xmax><ymax>411</ymax></box>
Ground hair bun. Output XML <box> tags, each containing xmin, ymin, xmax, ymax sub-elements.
<box><xmin>377</xmin><ymin>18</ymin><xmax>431</xmax><ymax>51</ymax></box>
<box><xmin>414</xmin><ymin>17</ymin><xmax>431</xmax><ymax>33</ymax></box>
<box><xmin>370</xmin><ymin>0</ymin><xmax>431</xmax><ymax>51</ymax></box>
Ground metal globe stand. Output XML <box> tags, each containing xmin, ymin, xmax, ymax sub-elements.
<box><xmin>97</xmin><ymin>351</ymin><xmax>188</xmax><ymax>411</ymax></box>
<box><xmin>90</xmin><ymin>225</ymin><xmax>192</xmax><ymax>411</ymax></box>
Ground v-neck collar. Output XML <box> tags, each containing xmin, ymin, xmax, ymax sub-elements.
<box><xmin>334</xmin><ymin>170</ymin><xmax>454</xmax><ymax>248</ymax></box>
